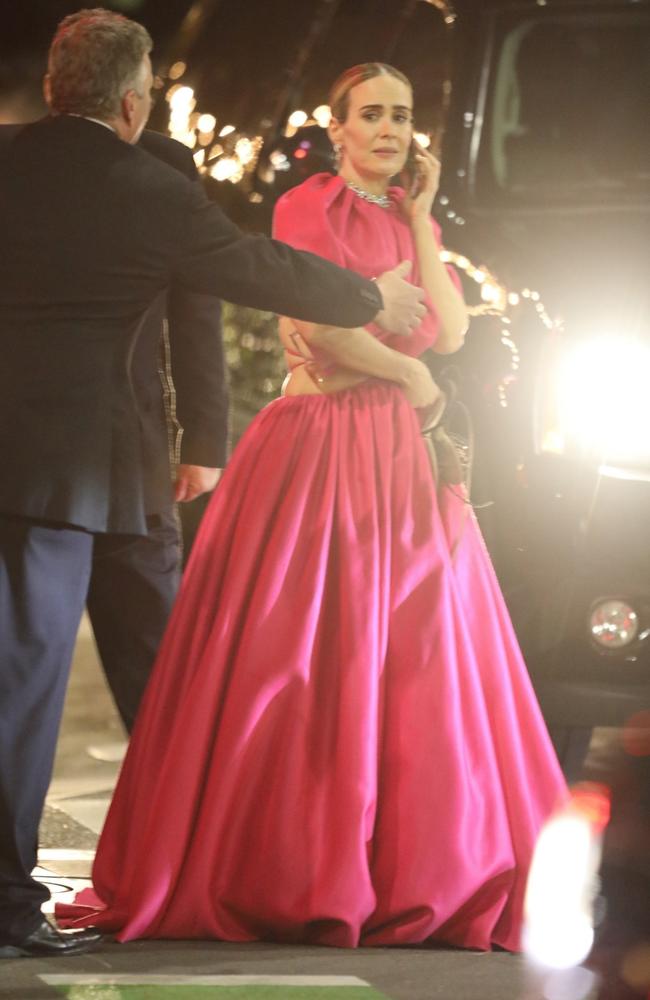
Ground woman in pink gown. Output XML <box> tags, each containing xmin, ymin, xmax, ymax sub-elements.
<box><xmin>59</xmin><ymin>63</ymin><xmax>566</xmax><ymax>950</ymax></box>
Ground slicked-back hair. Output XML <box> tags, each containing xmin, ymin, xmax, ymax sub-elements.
<box><xmin>47</xmin><ymin>7</ymin><xmax>152</xmax><ymax>119</ymax></box>
<box><xmin>329</xmin><ymin>63</ymin><xmax>412</xmax><ymax>123</ymax></box>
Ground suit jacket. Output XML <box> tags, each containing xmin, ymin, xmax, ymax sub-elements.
<box><xmin>135</xmin><ymin>131</ymin><xmax>227</xmax><ymax>514</ymax></box>
<box><xmin>0</xmin><ymin>116</ymin><xmax>382</xmax><ymax>534</ymax></box>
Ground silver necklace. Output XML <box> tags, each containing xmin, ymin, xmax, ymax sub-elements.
<box><xmin>346</xmin><ymin>180</ymin><xmax>391</xmax><ymax>209</ymax></box>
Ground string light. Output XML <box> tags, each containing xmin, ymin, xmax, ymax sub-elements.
<box><xmin>269</xmin><ymin>150</ymin><xmax>289</xmax><ymax>170</ymax></box>
<box><xmin>312</xmin><ymin>105</ymin><xmax>331</xmax><ymax>128</ymax></box>
<box><xmin>163</xmin><ymin>87</ymin><xmax>437</xmax><ymax>194</ymax></box>
<box><xmin>288</xmin><ymin>110</ymin><xmax>308</xmax><ymax>128</ymax></box>
<box><xmin>235</xmin><ymin>137</ymin><xmax>255</xmax><ymax>166</ymax></box>
<box><xmin>439</xmin><ymin>247</ymin><xmax>560</xmax><ymax>406</ymax></box>
<box><xmin>169</xmin><ymin>86</ymin><xmax>195</xmax><ymax>112</ymax></box>
<box><xmin>209</xmin><ymin>157</ymin><xmax>243</xmax><ymax>183</ymax></box>
<box><xmin>176</xmin><ymin>130</ymin><xmax>197</xmax><ymax>150</ymax></box>
<box><xmin>168</xmin><ymin>61</ymin><xmax>186</xmax><ymax>80</ymax></box>
<box><xmin>197</xmin><ymin>113</ymin><xmax>216</xmax><ymax>133</ymax></box>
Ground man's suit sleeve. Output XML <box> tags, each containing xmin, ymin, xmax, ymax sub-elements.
<box><xmin>173</xmin><ymin>184</ymin><xmax>383</xmax><ymax>327</ymax></box>
<box><xmin>140</xmin><ymin>132</ymin><xmax>228</xmax><ymax>469</ymax></box>
<box><xmin>167</xmin><ymin>288</ymin><xmax>228</xmax><ymax>468</ymax></box>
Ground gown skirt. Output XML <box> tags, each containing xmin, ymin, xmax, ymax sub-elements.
<box><xmin>59</xmin><ymin>380</ymin><xmax>566</xmax><ymax>950</ymax></box>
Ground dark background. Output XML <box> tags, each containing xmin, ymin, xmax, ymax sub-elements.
<box><xmin>0</xmin><ymin>0</ymin><xmax>194</xmax><ymax>120</ymax></box>
<box><xmin>0</xmin><ymin>1</ymin><xmax>452</xmax><ymax>135</ymax></box>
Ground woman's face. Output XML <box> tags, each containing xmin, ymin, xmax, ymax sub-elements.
<box><xmin>329</xmin><ymin>73</ymin><xmax>413</xmax><ymax>189</ymax></box>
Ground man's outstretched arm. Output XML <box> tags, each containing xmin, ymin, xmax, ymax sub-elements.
<box><xmin>175</xmin><ymin>185</ymin><xmax>427</xmax><ymax>334</ymax></box>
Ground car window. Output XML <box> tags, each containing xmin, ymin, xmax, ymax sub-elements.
<box><xmin>478</xmin><ymin>11</ymin><xmax>650</xmax><ymax>204</ymax></box>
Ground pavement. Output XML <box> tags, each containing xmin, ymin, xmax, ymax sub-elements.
<box><xmin>1</xmin><ymin>619</ymin><xmax>600</xmax><ymax>1000</ymax></box>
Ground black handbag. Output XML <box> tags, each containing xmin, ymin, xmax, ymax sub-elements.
<box><xmin>419</xmin><ymin>368</ymin><xmax>473</xmax><ymax>495</ymax></box>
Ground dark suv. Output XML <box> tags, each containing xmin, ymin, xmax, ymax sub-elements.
<box><xmin>433</xmin><ymin>0</ymin><xmax>650</xmax><ymax>774</ymax></box>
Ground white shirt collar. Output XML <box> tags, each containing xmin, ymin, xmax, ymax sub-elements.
<box><xmin>69</xmin><ymin>114</ymin><xmax>116</xmax><ymax>134</ymax></box>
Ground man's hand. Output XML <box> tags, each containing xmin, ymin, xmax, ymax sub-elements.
<box><xmin>374</xmin><ymin>260</ymin><xmax>427</xmax><ymax>336</ymax></box>
<box><xmin>174</xmin><ymin>464</ymin><xmax>223</xmax><ymax>502</ymax></box>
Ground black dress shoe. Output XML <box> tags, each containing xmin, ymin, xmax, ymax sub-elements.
<box><xmin>0</xmin><ymin>918</ymin><xmax>104</xmax><ymax>958</ymax></box>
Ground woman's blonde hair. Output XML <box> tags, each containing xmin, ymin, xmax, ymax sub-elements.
<box><xmin>329</xmin><ymin>63</ymin><xmax>412</xmax><ymax>123</ymax></box>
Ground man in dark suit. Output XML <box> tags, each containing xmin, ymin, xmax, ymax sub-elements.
<box><xmin>86</xmin><ymin>129</ymin><xmax>227</xmax><ymax>734</ymax></box>
<box><xmin>0</xmin><ymin>8</ymin><xmax>425</xmax><ymax>957</ymax></box>
<box><xmin>0</xmin><ymin>124</ymin><xmax>221</xmax><ymax>736</ymax></box>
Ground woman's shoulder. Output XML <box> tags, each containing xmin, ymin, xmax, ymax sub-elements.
<box><xmin>273</xmin><ymin>173</ymin><xmax>347</xmax><ymax>240</ymax></box>
<box><xmin>275</xmin><ymin>172</ymin><xmax>345</xmax><ymax>215</ymax></box>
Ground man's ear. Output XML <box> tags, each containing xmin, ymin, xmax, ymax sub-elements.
<box><xmin>121</xmin><ymin>90</ymin><xmax>136</xmax><ymax>126</ymax></box>
<box><xmin>43</xmin><ymin>74</ymin><xmax>52</xmax><ymax>108</ymax></box>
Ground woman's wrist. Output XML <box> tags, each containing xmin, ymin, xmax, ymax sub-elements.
<box><xmin>394</xmin><ymin>354</ymin><xmax>424</xmax><ymax>388</ymax></box>
<box><xmin>410</xmin><ymin>215</ymin><xmax>434</xmax><ymax>237</ymax></box>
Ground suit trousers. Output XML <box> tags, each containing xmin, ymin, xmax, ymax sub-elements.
<box><xmin>87</xmin><ymin>509</ymin><xmax>181</xmax><ymax>733</ymax></box>
<box><xmin>0</xmin><ymin>515</ymin><xmax>93</xmax><ymax>938</ymax></box>
<box><xmin>0</xmin><ymin>510</ymin><xmax>181</xmax><ymax>938</ymax></box>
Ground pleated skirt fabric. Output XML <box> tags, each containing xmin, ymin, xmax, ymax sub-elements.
<box><xmin>58</xmin><ymin>381</ymin><xmax>566</xmax><ymax>950</ymax></box>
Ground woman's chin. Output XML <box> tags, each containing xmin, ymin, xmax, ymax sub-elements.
<box><xmin>351</xmin><ymin>167</ymin><xmax>399</xmax><ymax>189</ymax></box>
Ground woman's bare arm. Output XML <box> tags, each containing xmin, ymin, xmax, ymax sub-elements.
<box><xmin>280</xmin><ymin>316</ymin><xmax>440</xmax><ymax>409</ymax></box>
<box><xmin>411</xmin><ymin>217</ymin><xmax>468</xmax><ymax>354</ymax></box>
<box><xmin>401</xmin><ymin>144</ymin><xmax>469</xmax><ymax>355</ymax></box>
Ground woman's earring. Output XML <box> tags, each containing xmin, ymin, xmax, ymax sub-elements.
<box><xmin>332</xmin><ymin>143</ymin><xmax>342</xmax><ymax>171</ymax></box>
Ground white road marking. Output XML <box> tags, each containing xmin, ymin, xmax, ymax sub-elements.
<box><xmin>40</xmin><ymin>974</ymin><xmax>371</xmax><ymax>986</ymax></box>
<box><xmin>38</xmin><ymin>849</ymin><xmax>96</xmax><ymax>861</ymax></box>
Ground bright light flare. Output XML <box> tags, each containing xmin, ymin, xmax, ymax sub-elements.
<box><xmin>168</xmin><ymin>61</ymin><xmax>186</xmax><ymax>80</ymax></box>
<box><xmin>197</xmin><ymin>113</ymin><xmax>216</xmax><ymax>133</ymax></box>
<box><xmin>169</xmin><ymin>86</ymin><xmax>195</xmax><ymax>112</ymax></box>
<box><xmin>235</xmin><ymin>137</ymin><xmax>254</xmax><ymax>165</ymax></box>
<box><xmin>288</xmin><ymin>110</ymin><xmax>308</xmax><ymax>128</ymax></box>
<box><xmin>269</xmin><ymin>150</ymin><xmax>289</xmax><ymax>171</ymax></box>
<box><xmin>555</xmin><ymin>336</ymin><xmax>650</xmax><ymax>465</ymax></box>
<box><xmin>312</xmin><ymin>104</ymin><xmax>331</xmax><ymax>128</ymax></box>
<box><xmin>524</xmin><ymin>793</ymin><xmax>607</xmax><ymax>970</ymax></box>
<box><xmin>481</xmin><ymin>282</ymin><xmax>504</xmax><ymax>307</ymax></box>
<box><xmin>170</xmin><ymin>130</ymin><xmax>197</xmax><ymax>150</ymax></box>
<box><xmin>209</xmin><ymin>157</ymin><xmax>243</xmax><ymax>183</ymax></box>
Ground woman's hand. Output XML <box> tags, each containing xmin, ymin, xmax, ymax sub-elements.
<box><xmin>400</xmin><ymin>141</ymin><xmax>441</xmax><ymax>225</ymax></box>
<box><xmin>400</xmin><ymin>357</ymin><xmax>442</xmax><ymax>409</ymax></box>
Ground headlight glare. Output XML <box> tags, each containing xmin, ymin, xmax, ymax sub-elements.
<box><xmin>539</xmin><ymin>335</ymin><xmax>650</xmax><ymax>467</ymax></box>
<box><xmin>559</xmin><ymin>337</ymin><xmax>650</xmax><ymax>465</ymax></box>
<box><xmin>589</xmin><ymin>598</ymin><xmax>639</xmax><ymax>650</ymax></box>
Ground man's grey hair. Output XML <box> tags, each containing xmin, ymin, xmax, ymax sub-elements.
<box><xmin>47</xmin><ymin>8</ymin><xmax>153</xmax><ymax>119</ymax></box>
